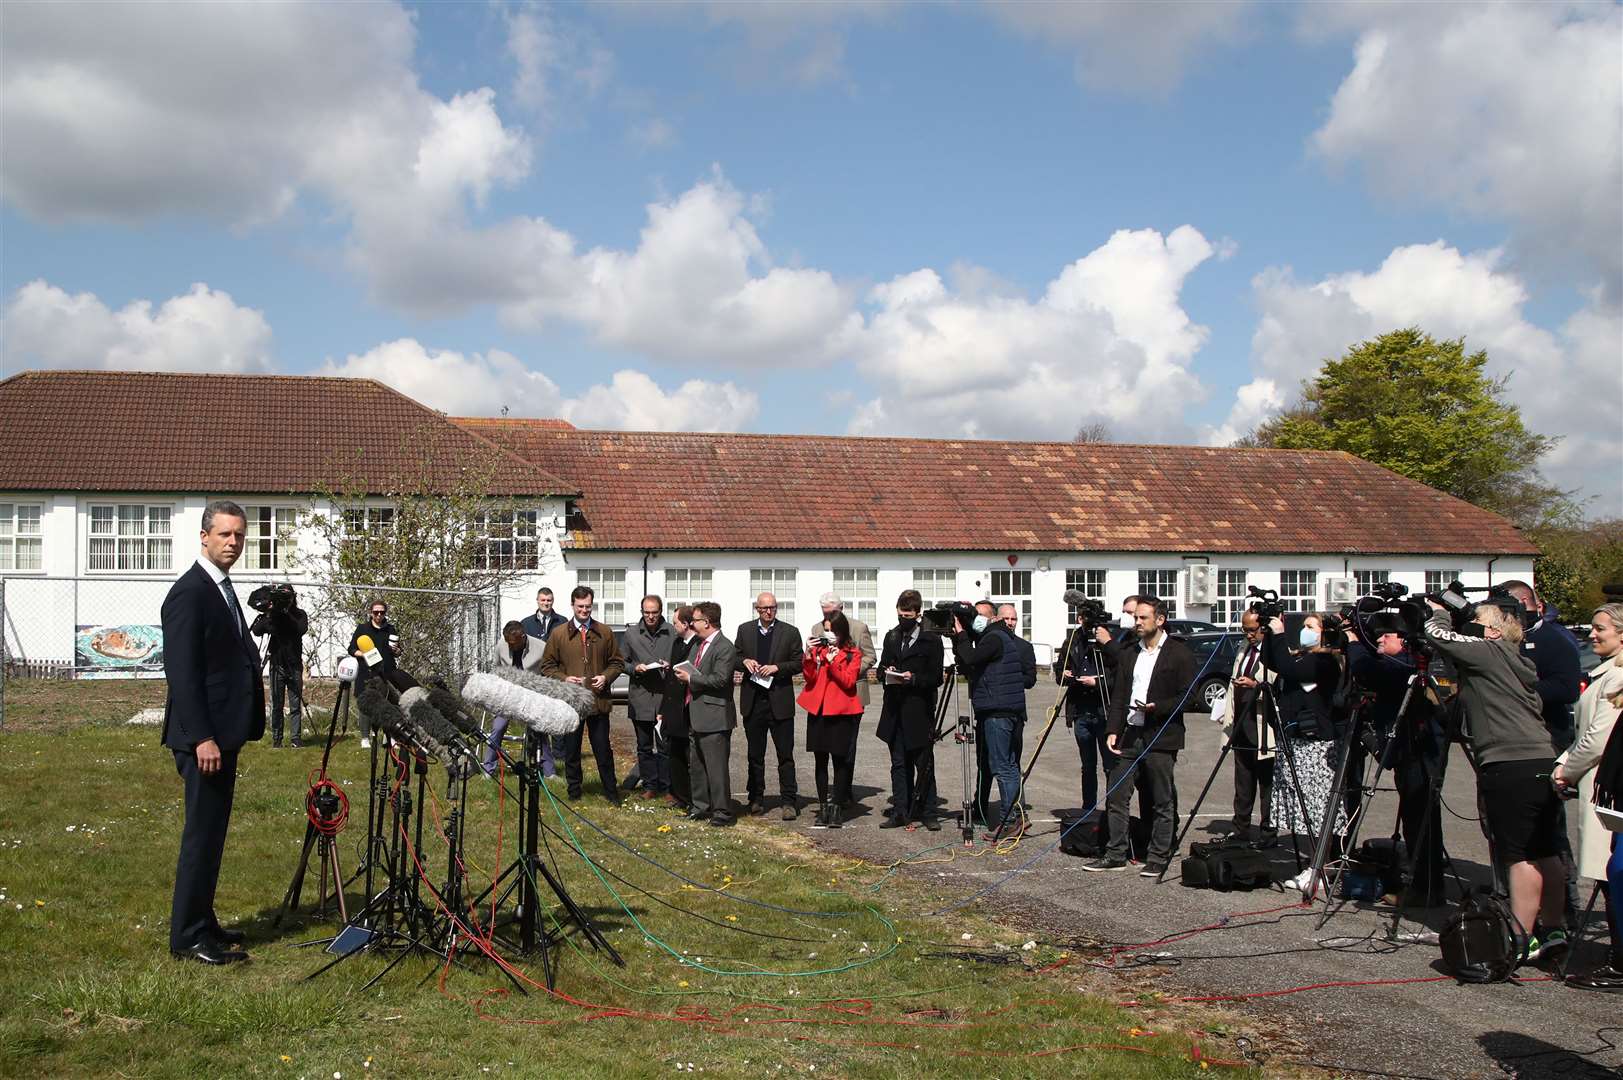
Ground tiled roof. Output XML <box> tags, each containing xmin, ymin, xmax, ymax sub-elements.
<box><xmin>0</xmin><ymin>370</ymin><xmax>574</xmax><ymax>497</ymax></box>
<box><xmin>456</xmin><ymin>419</ymin><xmax>1539</xmax><ymax>556</ymax></box>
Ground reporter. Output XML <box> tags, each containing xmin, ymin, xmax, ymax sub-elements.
<box><xmin>1422</xmin><ymin>600</ymin><xmax>1568</xmax><ymax>961</ymax></box>
<box><xmin>1553</xmin><ymin>604</ymin><xmax>1623</xmax><ymax>991</ymax></box>
<box><xmin>799</xmin><ymin>611</ymin><xmax>864</xmax><ymax>828</ymax></box>
<box><xmin>1263</xmin><ymin>612</ymin><xmax>1348</xmax><ymax>846</ymax></box>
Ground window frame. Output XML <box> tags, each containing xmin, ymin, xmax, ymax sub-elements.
<box><xmin>1137</xmin><ymin>569</ymin><xmax>1179</xmax><ymax>619</ymax></box>
<box><xmin>1213</xmin><ymin>568</ymin><xmax>1250</xmax><ymax>629</ymax></box>
<box><xmin>911</xmin><ymin>568</ymin><xmax>958</xmax><ymax>607</ymax></box>
<box><xmin>86</xmin><ymin>501</ymin><xmax>173</xmax><ymax>573</ymax></box>
<box><xmin>833</xmin><ymin>567</ymin><xmax>879</xmax><ymax>628</ymax></box>
<box><xmin>749</xmin><ymin>567</ymin><xmax>798</xmax><ymax>628</ymax></box>
<box><xmin>241</xmin><ymin>504</ymin><xmax>301</xmax><ymax>572</ymax></box>
<box><xmin>0</xmin><ymin>502</ymin><xmax>44</xmax><ymax>573</ymax></box>
<box><xmin>470</xmin><ymin>507</ymin><xmax>540</xmax><ymax>571</ymax></box>
<box><xmin>662</xmin><ymin>567</ymin><xmax>713</xmax><ymax>617</ymax></box>
<box><xmin>1278</xmin><ymin>569</ymin><xmax>1318</xmax><ymax>613</ymax></box>
<box><xmin>574</xmin><ymin>567</ymin><xmax>628</xmax><ymax>626</ymax></box>
<box><xmin>1064</xmin><ymin>568</ymin><xmax>1107</xmax><ymax>627</ymax></box>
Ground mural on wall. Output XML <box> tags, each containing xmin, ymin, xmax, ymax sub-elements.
<box><xmin>75</xmin><ymin>623</ymin><xmax>165</xmax><ymax>679</ymax></box>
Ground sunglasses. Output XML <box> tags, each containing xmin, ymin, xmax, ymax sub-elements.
<box><xmin>371</xmin><ymin>610</ymin><xmax>387</xmax><ymax>616</ymax></box>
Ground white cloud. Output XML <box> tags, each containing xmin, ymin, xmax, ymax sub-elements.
<box><xmin>985</xmin><ymin>0</ymin><xmax>1255</xmax><ymax>97</ymax></box>
<box><xmin>848</xmin><ymin>226</ymin><xmax>1215</xmax><ymax>440</ymax></box>
<box><xmin>628</xmin><ymin>117</ymin><xmax>678</xmax><ymax>151</ymax></box>
<box><xmin>1220</xmin><ymin>242</ymin><xmax>1623</xmax><ymax>515</ymax></box>
<box><xmin>1</xmin><ymin>280</ymin><xmax>274</xmax><ymax>374</ymax></box>
<box><xmin>318</xmin><ymin>339</ymin><xmax>757</xmax><ymax>432</ymax></box>
<box><xmin>1309</xmin><ymin>2</ymin><xmax>1623</xmax><ymax>293</ymax></box>
<box><xmin>506</xmin><ymin>6</ymin><xmax>614</xmax><ymax>116</ymax></box>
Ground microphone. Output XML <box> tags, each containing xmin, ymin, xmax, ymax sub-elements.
<box><xmin>490</xmin><ymin>664</ymin><xmax>597</xmax><ymax>719</ymax></box>
<box><xmin>358</xmin><ymin>682</ymin><xmax>412</xmax><ymax>747</ymax></box>
<box><xmin>1061</xmin><ymin>589</ymin><xmax>1088</xmax><ymax>607</ymax></box>
<box><xmin>461</xmin><ymin>671</ymin><xmax>581</xmax><ymax>737</ymax></box>
<box><xmin>399</xmin><ymin>687</ymin><xmax>479</xmax><ymax>779</ymax></box>
<box><xmin>337</xmin><ymin>656</ymin><xmax>360</xmax><ymax>684</ymax></box>
<box><xmin>426</xmin><ymin>685</ymin><xmax>485</xmax><ymax>741</ymax></box>
<box><xmin>355</xmin><ymin>634</ymin><xmax>384</xmax><ymax>668</ymax></box>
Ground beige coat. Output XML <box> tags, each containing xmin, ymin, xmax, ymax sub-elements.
<box><xmin>1557</xmin><ymin>656</ymin><xmax>1623</xmax><ymax>881</ymax></box>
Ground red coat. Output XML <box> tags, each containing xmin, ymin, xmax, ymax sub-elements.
<box><xmin>798</xmin><ymin>644</ymin><xmax>864</xmax><ymax>716</ymax></box>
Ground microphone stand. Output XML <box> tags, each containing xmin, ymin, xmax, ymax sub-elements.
<box><xmin>274</xmin><ymin>678</ymin><xmax>352</xmax><ymax>926</ymax></box>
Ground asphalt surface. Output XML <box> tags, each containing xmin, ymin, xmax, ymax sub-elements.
<box><xmin>695</xmin><ymin>683</ymin><xmax>1622</xmax><ymax>1080</ymax></box>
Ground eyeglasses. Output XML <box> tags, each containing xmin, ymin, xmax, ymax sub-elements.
<box><xmin>643</xmin><ymin>610</ymin><xmax>661</xmax><ymax>617</ymax></box>
<box><xmin>371</xmin><ymin>610</ymin><xmax>386</xmax><ymax>616</ymax></box>
<box><xmin>756</xmin><ymin>605</ymin><xmax>777</xmax><ymax>612</ymax></box>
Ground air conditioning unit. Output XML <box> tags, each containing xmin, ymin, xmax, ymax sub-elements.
<box><xmin>1326</xmin><ymin>577</ymin><xmax>1357</xmax><ymax>605</ymax></box>
<box><xmin>1184</xmin><ymin>564</ymin><xmax>1216</xmax><ymax>606</ymax></box>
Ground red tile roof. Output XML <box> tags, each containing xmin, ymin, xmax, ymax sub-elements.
<box><xmin>0</xmin><ymin>370</ymin><xmax>574</xmax><ymax>497</ymax></box>
<box><xmin>456</xmin><ymin>419</ymin><xmax>1538</xmax><ymax>556</ymax></box>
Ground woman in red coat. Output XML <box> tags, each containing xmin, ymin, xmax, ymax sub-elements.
<box><xmin>799</xmin><ymin>611</ymin><xmax>864</xmax><ymax>828</ymax></box>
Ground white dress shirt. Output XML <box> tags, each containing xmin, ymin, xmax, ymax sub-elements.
<box><xmin>1127</xmin><ymin>634</ymin><xmax>1164</xmax><ymax>727</ymax></box>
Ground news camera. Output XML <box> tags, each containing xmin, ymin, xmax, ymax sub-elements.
<box><xmin>248</xmin><ymin>582</ymin><xmax>297</xmax><ymax>614</ymax></box>
<box><xmin>1246</xmin><ymin>585</ymin><xmax>1284</xmax><ymax>621</ymax></box>
<box><xmin>1067</xmin><ymin>593</ymin><xmax>1112</xmax><ymax>634</ymax></box>
<box><xmin>920</xmin><ymin>600</ymin><xmax>979</xmax><ymax>636</ymax></box>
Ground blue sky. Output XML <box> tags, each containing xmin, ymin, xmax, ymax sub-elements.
<box><xmin>2</xmin><ymin>2</ymin><xmax>1619</xmax><ymax>514</ymax></box>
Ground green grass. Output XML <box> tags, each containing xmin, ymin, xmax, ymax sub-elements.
<box><xmin>0</xmin><ymin>679</ymin><xmax>1253</xmax><ymax>1078</ymax></box>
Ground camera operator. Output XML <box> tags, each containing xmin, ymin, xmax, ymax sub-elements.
<box><xmin>249</xmin><ymin>585</ymin><xmax>308</xmax><ymax>748</ymax></box>
<box><xmin>348</xmin><ymin>599</ymin><xmax>401</xmax><ymax>749</ymax></box>
<box><xmin>1226</xmin><ymin>610</ymin><xmax>1279</xmax><ymax>847</ymax></box>
<box><xmin>1085</xmin><ymin>597</ymin><xmax>1196</xmax><ymax>876</ymax></box>
<box><xmin>1263</xmin><ymin>611</ymin><xmax>1349</xmax><ymax>856</ymax></box>
<box><xmin>1422</xmin><ymin>598</ymin><xmax>1569</xmax><ymax>961</ymax></box>
<box><xmin>1347</xmin><ymin>616</ymin><xmax>1447</xmax><ymax>905</ymax></box>
<box><xmin>954</xmin><ymin>599</ymin><xmax>1036</xmax><ymax>839</ymax></box>
<box><xmin>953</xmin><ymin>599</ymin><xmax>998</xmax><ymax>821</ymax></box>
<box><xmin>1056</xmin><ymin>606</ymin><xmax>1114</xmax><ymax>813</ymax></box>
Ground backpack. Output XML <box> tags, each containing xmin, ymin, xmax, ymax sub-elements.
<box><xmin>1439</xmin><ymin>888</ymin><xmax>1524</xmax><ymax>983</ymax></box>
<box><xmin>1180</xmin><ymin>839</ymin><xmax>1275</xmax><ymax>892</ymax></box>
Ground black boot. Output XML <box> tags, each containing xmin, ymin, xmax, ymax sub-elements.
<box><xmin>827</xmin><ymin>800</ymin><xmax>843</xmax><ymax>829</ymax></box>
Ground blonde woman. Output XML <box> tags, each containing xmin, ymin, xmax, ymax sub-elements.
<box><xmin>1553</xmin><ymin>603</ymin><xmax>1623</xmax><ymax>992</ymax></box>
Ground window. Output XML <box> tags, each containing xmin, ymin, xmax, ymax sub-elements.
<box><xmin>749</xmin><ymin>568</ymin><xmax>797</xmax><ymax>627</ymax></box>
<box><xmin>912</xmin><ymin>568</ymin><xmax>957</xmax><ymax>607</ymax></box>
<box><xmin>343</xmin><ymin>506</ymin><xmax>395</xmax><ymax>536</ymax></box>
<box><xmin>471</xmin><ymin>508</ymin><xmax>538</xmax><ymax>570</ymax></box>
<box><xmin>1353</xmin><ymin>569</ymin><xmax>1390</xmax><ymax>596</ymax></box>
<box><xmin>1137</xmin><ymin>569</ymin><xmax>1179</xmax><ymax>618</ymax></box>
<box><xmin>1065</xmin><ymin>569</ymin><xmax>1107</xmax><ymax>626</ymax></box>
<box><xmin>1279</xmin><ymin>570</ymin><xmax>1317</xmax><ymax>613</ymax></box>
<box><xmin>663</xmin><ymin>568</ymin><xmax>712</xmax><ymax>616</ymax></box>
<box><xmin>242</xmin><ymin>506</ymin><xmax>299</xmax><ymax>571</ymax></box>
<box><xmin>989</xmin><ymin>569</ymin><xmax>1033</xmax><ymax>638</ymax></box>
<box><xmin>833</xmin><ymin>567</ymin><xmax>879</xmax><ymax>627</ymax></box>
<box><xmin>1214</xmin><ymin>569</ymin><xmax>1249</xmax><ymax>628</ymax></box>
<box><xmin>1425</xmin><ymin>570</ymin><xmax>1461</xmax><ymax>594</ymax></box>
<box><xmin>88</xmin><ymin>503</ymin><xmax>171</xmax><ymax>572</ymax></box>
<box><xmin>0</xmin><ymin>503</ymin><xmax>43</xmax><ymax>571</ymax></box>
<box><xmin>575</xmin><ymin>568</ymin><xmax>627</xmax><ymax>625</ymax></box>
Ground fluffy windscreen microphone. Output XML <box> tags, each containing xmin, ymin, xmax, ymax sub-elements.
<box><xmin>426</xmin><ymin>686</ymin><xmax>484</xmax><ymax>741</ymax></box>
<box><xmin>490</xmin><ymin>664</ymin><xmax>597</xmax><ymax>719</ymax></box>
<box><xmin>1061</xmin><ymin>589</ymin><xmax>1088</xmax><ymax>608</ymax></box>
<box><xmin>354</xmin><ymin>634</ymin><xmax>384</xmax><ymax>668</ymax></box>
<box><xmin>358</xmin><ymin>682</ymin><xmax>411</xmax><ymax>745</ymax></box>
<box><xmin>399</xmin><ymin>687</ymin><xmax>478</xmax><ymax>779</ymax></box>
<box><xmin>461</xmin><ymin>671</ymin><xmax>581</xmax><ymax>737</ymax></box>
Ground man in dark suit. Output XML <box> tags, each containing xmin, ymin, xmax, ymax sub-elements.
<box><xmin>1084</xmin><ymin>596</ymin><xmax>1197</xmax><ymax>877</ymax></box>
<box><xmin>161</xmin><ymin>499</ymin><xmax>265</xmax><ymax>965</ymax></box>
<box><xmin>877</xmin><ymin>590</ymin><xmax>944</xmax><ymax>830</ymax></box>
<box><xmin>676</xmin><ymin>601</ymin><xmax>738</xmax><ymax>826</ymax></box>
<box><xmin>521</xmin><ymin>586</ymin><xmax>568</xmax><ymax>643</ymax></box>
<box><xmin>736</xmin><ymin>591</ymin><xmax>805</xmax><ymax>819</ymax></box>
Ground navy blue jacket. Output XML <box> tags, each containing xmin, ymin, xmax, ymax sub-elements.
<box><xmin>1522</xmin><ymin>609</ymin><xmax>1581</xmax><ymax>746</ymax></box>
<box><xmin>522</xmin><ymin>609</ymin><xmax>568</xmax><ymax>643</ymax></box>
<box><xmin>961</xmin><ymin>625</ymin><xmax>1031</xmax><ymax>715</ymax></box>
<box><xmin>161</xmin><ymin>561</ymin><xmax>265</xmax><ymax>752</ymax></box>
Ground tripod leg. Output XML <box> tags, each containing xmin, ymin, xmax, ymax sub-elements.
<box><xmin>1555</xmin><ymin>883</ymin><xmax>1605</xmax><ymax>980</ymax></box>
<box><xmin>274</xmin><ymin>821</ymin><xmax>322</xmax><ymax>927</ymax></box>
<box><xmin>1155</xmin><ymin>740</ymin><xmax>1234</xmax><ymax>884</ymax></box>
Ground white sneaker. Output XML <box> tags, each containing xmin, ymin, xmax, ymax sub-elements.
<box><xmin>360</xmin><ymin>737</ymin><xmax>371</xmax><ymax>749</ymax></box>
<box><xmin>1289</xmin><ymin>867</ymin><xmax>1322</xmax><ymax>898</ymax></box>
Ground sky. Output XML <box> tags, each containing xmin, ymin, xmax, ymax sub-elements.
<box><xmin>2</xmin><ymin>1</ymin><xmax>1620</xmax><ymax>516</ymax></box>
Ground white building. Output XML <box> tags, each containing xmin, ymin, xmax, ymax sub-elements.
<box><xmin>1</xmin><ymin>369</ymin><xmax>1539</xmax><ymax>673</ymax></box>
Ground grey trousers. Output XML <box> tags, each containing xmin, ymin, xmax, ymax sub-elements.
<box><xmin>689</xmin><ymin>730</ymin><xmax>733</xmax><ymax>819</ymax></box>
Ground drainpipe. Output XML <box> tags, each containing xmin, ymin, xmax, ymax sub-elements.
<box><xmin>642</xmin><ymin>550</ymin><xmax>652</xmax><ymax>599</ymax></box>
<box><xmin>1486</xmin><ymin>555</ymin><xmax>1499</xmax><ymax>586</ymax></box>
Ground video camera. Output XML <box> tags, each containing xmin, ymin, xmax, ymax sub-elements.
<box><xmin>920</xmin><ymin>600</ymin><xmax>979</xmax><ymax>636</ymax></box>
<box><xmin>1246</xmin><ymin>586</ymin><xmax>1284</xmax><ymax>621</ymax></box>
<box><xmin>1063</xmin><ymin>591</ymin><xmax>1111</xmax><ymax>634</ymax></box>
<box><xmin>247</xmin><ymin>582</ymin><xmax>297</xmax><ymax>614</ymax></box>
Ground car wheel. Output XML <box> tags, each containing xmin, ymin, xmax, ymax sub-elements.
<box><xmin>1196</xmin><ymin>677</ymin><xmax>1226</xmax><ymax>712</ymax></box>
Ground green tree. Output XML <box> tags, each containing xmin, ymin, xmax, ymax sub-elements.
<box><xmin>1240</xmin><ymin>328</ymin><xmax>1575</xmax><ymax>526</ymax></box>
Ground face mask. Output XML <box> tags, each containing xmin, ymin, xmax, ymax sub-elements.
<box><xmin>1299</xmin><ymin>627</ymin><xmax>1321</xmax><ymax>649</ymax></box>
<box><xmin>1119</xmin><ymin>612</ymin><xmax>1135</xmax><ymax>627</ymax></box>
<box><xmin>898</xmin><ymin>617</ymin><xmax>918</xmax><ymax>630</ymax></box>
<box><xmin>972</xmin><ymin>615</ymin><xmax>991</xmax><ymax>634</ymax></box>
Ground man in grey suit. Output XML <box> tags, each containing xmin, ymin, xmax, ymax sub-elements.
<box><xmin>675</xmin><ymin>601</ymin><xmax>737</xmax><ymax>827</ymax></box>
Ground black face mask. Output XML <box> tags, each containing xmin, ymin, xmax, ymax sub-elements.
<box><xmin>898</xmin><ymin>617</ymin><xmax>918</xmax><ymax>631</ymax></box>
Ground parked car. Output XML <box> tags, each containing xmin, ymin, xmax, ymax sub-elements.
<box><xmin>1167</xmin><ymin>619</ymin><xmax>1222</xmax><ymax>636</ymax></box>
<box><xmin>1179</xmin><ymin>630</ymin><xmax>1245</xmax><ymax>712</ymax></box>
<box><xmin>610</xmin><ymin>628</ymin><xmax>630</xmax><ymax>707</ymax></box>
<box><xmin>1569</xmin><ymin>625</ymin><xmax>1601</xmax><ymax>694</ymax></box>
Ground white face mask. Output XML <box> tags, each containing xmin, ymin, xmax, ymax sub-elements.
<box><xmin>972</xmin><ymin>614</ymin><xmax>991</xmax><ymax>634</ymax></box>
<box><xmin>1119</xmin><ymin>611</ymin><xmax>1135</xmax><ymax>627</ymax></box>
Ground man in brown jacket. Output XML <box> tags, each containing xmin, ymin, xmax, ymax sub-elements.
<box><xmin>541</xmin><ymin>584</ymin><xmax>627</xmax><ymax>805</ymax></box>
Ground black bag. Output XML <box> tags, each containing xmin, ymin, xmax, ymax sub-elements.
<box><xmin>1057</xmin><ymin>810</ymin><xmax>1107</xmax><ymax>858</ymax></box>
<box><xmin>1180</xmin><ymin>842</ymin><xmax>1274</xmax><ymax>892</ymax></box>
<box><xmin>1439</xmin><ymin>888</ymin><xmax>1524</xmax><ymax>983</ymax></box>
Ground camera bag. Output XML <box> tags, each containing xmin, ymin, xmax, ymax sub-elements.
<box><xmin>1438</xmin><ymin>888</ymin><xmax>1523</xmax><ymax>983</ymax></box>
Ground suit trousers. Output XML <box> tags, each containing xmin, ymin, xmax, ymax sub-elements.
<box><xmin>170</xmin><ymin>747</ymin><xmax>239</xmax><ymax>952</ymax></box>
<box><xmin>886</xmin><ymin>735</ymin><xmax>936</xmax><ymax>822</ymax></box>
<box><xmin>662</xmin><ymin>732</ymin><xmax>692</xmax><ymax>808</ymax></box>
<box><xmin>1229</xmin><ymin>702</ymin><xmax>1275</xmax><ymax>833</ymax></box>
<box><xmin>1106</xmin><ymin>744</ymin><xmax>1178</xmax><ymax>864</ymax></box>
<box><xmin>629</xmin><ymin>702</ymin><xmax>670</xmax><ymax>793</ymax></box>
<box><xmin>688</xmin><ymin>730</ymin><xmax>733</xmax><ymax>819</ymax></box>
<box><xmin>562</xmin><ymin>713</ymin><xmax>619</xmax><ymax>799</ymax></box>
<box><xmin>743</xmin><ymin>697</ymin><xmax>798</xmax><ymax>803</ymax></box>
<box><xmin>269</xmin><ymin>661</ymin><xmax>304</xmax><ymax>741</ymax></box>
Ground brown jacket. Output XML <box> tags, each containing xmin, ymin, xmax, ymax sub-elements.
<box><xmin>540</xmin><ymin>618</ymin><xmax>626</xmax><ymax>716</ymax></box>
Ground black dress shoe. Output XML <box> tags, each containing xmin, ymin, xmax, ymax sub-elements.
<box><xmin>748</xmin><ymin>801</ymin><xmax>766</xmax><ymax>816</ymax></box>
<box><xmin>879</xmin><ymin>814</ymin><xmax>907</xmax><ymax>829</ymax></box>
<box><xmin>686</xmin><ymin>809</ymin><xmax>712</xmax><ymax>821</ymax></box>
<box><xmin>210</xmin><ymin>926</ymin><xmax>246</xmax><ymax>946</ymax></box>
<box><xmin>172</xmin><ymin>942</ymin><xmax>249</xmax><ymax>966</ymax></box>
<box><xmin>709</xmin><ymin>815</ymin><xmax>735</xmax><ymax>827</ymax></box>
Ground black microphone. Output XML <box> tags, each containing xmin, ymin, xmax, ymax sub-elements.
<box><xmin>1061</xmin><ymin>589</ymin><xmax>1088</xmax><ymax>607</ymax></box>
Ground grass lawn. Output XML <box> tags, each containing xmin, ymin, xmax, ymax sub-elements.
<box><xmin>0</xmin><ymin>679</ymin><xmax>1256</xmax><ymax>1079</ymax></box>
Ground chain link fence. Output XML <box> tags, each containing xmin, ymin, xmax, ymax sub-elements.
<box><xmin>0</xmin><ymin>574</ymin><xmax>501</xmax><ymax>729</ymax></box>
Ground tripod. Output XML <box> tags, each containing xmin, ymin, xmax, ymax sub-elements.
<box><xmin>924</xmin><ymin>663</ymin><xmax>977</xmax><ymax>844</ymax></box>
<box><xmin>274</xmin><ymin>679</ymin><xmax>352</xmax><ymax>926</ymax></box>
<box><xmin>463</xmin><ymin>729</ymin><xmax>622</xmax><ymax>989</ymax></box>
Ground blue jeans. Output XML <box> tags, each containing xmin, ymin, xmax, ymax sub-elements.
<box><xmin>982</xmin><ymin>711</ymin><xmax>1024</xmax><ymax>829</ymax></box>
<box><xmin>1068</xmin><ymin>697</ymin><xmax>1112</xmax><ymax>813</ymax></box>
<box><xmin>484</xmin><ymin>716</ymin><xmax>553</xmax><ymax>777</ymax></box>
<box><xmin>1607</xmin><ymin>833</ymin><xmax>1622</xmax><ymax>965</ymax></box>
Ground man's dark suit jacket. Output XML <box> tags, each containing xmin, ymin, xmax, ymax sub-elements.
<box><xmin>734</xmin><ymin>619</ymin><xmax>805</xmax><ymax>720</ymax></box>
<box><xmin>1104</xmin><ymin>634</ymin><xmax>1197</xmax><ymax>754</ymax></box>
<box><xmin>161</xmin><ymin>561</ymin><xmax>265</xmax><ymax>752</ymax></box>
<box><xmin>876</xmin><ymin>626</ymin><xmax>944</xmax><ymax>751</ymax></box>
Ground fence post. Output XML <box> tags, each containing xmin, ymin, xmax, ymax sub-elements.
<box><xmin>1</xmin><ymin>577</ymin><xmax>7</xmax><ymax>732</ymax></box>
